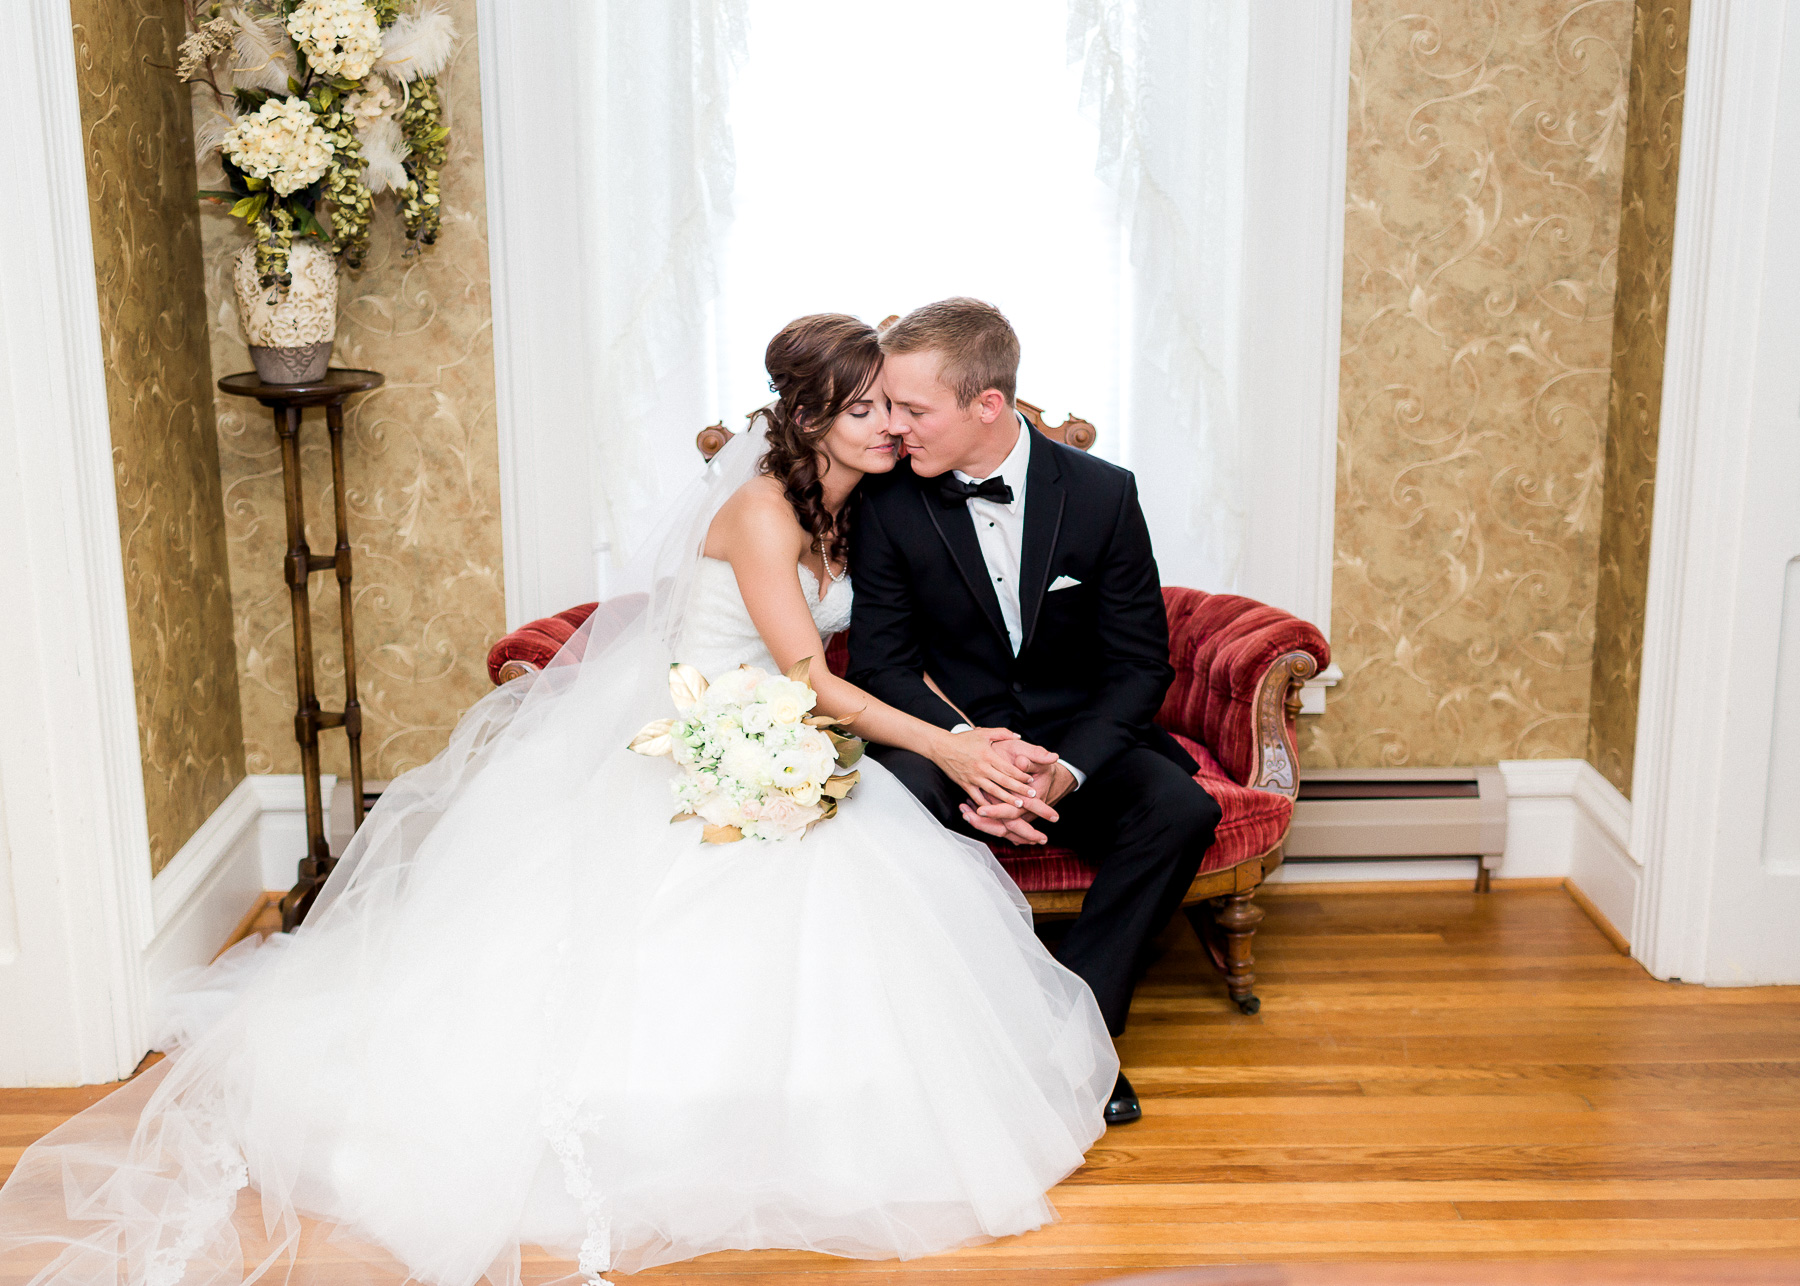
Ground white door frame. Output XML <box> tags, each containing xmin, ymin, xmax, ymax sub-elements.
<box><xmin>0</xmin><ymin>0</ymin><xmax>157</xmax><ymax>1084</ymax></box>
<box><xmin>1631</xmin><ymin>0</ymin><xmax>1800</xmax><ymax>983</ymax></box>
<box><xmin>480</xmin><ymin>0</ymin><xmax>1352</xmax><ymax>667</ymax></box>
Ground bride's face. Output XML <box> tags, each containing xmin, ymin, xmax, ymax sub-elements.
<box><xmin>818</xmin><ymin>373</ymin><xmax>897</xmax><ymax>477</ymax></box>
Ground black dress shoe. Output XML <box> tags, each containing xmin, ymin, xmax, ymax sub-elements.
<box><xmin>1105</xmin><ymin>1072</ymin><xmax>1141</xmax><ymax>1125</ymax></box>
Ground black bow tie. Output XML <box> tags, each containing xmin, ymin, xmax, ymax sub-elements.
<box><xmin>936</xmin><ymin>475</ymin><xmax>1014</xmax><ymax>507</ymax></box>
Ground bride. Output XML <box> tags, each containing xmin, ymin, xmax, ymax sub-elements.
<box><xmin>0</xmin><ymin>314</ymin><xmax>1117</xmax><ymax>1286</ymax></box>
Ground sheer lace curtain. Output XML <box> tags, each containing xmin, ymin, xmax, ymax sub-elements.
<box><xmin>566</xmin><ymin>0</ymin><xmax>1246</xmax><ymax>596</ymax></box>
<box><xmin>572</xmin><ymin>0</ymin><xmax>747</xmax><ymax>591</ymax></box>
<box><xmin>1070</xmin><ymin>0</ymin><xmax>1248</xmax><ymax>594</ymax></box>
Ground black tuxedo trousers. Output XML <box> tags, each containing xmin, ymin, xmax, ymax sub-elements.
<box><xmin>849</xmin><ymin>433</ymin><xmax>1222</xmax><ymax>1034</ymax></box>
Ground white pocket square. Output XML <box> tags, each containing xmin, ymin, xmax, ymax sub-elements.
<box><xmin>1048</xmin><ymin>575</ymin><xmax>1082</xmax><ymax>591</ymax></box>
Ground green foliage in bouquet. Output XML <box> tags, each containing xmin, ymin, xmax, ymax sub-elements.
<box><xmin>177</xmin><ymin>0</ymin><xmax>458</xmax><ymax>287</ymax></box>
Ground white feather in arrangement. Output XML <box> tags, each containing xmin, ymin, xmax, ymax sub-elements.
<box><xmin>359</xmin><ymin>114</ymin><xmax>410</xmax><ymax>193</ymax></box>
<box><xmin>192</xmin><ymin>102</ymin><xmax>237</xmax><ymax>164</ymax></box>
<box><xmin>227</xmin><ymin>7</ymin><xmax>293</xmax><ymax>94</ymax></box>
<box><xmin>375</xmin><ymin>1</ymin><xmax>457</xmax><ymax>83</ymax></box>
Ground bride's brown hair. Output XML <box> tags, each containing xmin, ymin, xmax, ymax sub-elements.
<box><xmin>751</xmin><ymin>313</ymin><xmax>883</xmax><ymax>569</ymax></box>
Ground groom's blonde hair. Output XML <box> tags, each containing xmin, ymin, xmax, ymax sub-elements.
<box><xmin>879</xmin><ymin>297</ymin><xmax>1019</xmax><ymax>408</ymax></box>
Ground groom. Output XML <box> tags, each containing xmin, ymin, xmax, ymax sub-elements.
<box><xmin>849</xmin><ymin>297</ymin><xmax>1222</xmax><ymax>1126</ymax></box>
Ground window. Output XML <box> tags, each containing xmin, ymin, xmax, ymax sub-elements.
<box><xmin>715</xmin><ymin>0</ymin><xmax>1126</xmax><ymax>457</ymax></box>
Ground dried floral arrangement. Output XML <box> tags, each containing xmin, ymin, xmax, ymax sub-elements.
<box><xmin>176</xmin><ymin>0</ymin><xmax>456</xmax><ymax>287</ymax></box>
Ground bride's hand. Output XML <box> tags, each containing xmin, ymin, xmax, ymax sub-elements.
<box><xmin>932</xmin><ymin>728</ymin><xmax>1040</xmax><ymax>805</ymax></box>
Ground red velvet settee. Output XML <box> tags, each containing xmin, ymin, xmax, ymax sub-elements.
<box><xmin>487</xmin><ymin>587</ymin><xmax>1328</xmax><ymax>1014</ymax></box>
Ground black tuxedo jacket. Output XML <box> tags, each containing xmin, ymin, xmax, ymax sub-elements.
<box><xmin>848</xmin><ymin>429</ymin><xmax>1195</xmax><ymax>782</ymax></box>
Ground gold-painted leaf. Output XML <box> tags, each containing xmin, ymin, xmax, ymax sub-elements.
<box><xmin>668</xmin><ymin>663</ymin><xmax>708</xmax><ymax>711</ymax></box>
<box><xmin>804</xmin><ymin>714</ymin><xmax>843</xmax><ymax>728</ymax></box>
<box><xmin>628</xmin><ymin>718</ymin><xmax>676</xmax><ymax>756</ymax></box>
<box><xmin>822</xmin><ymin>769</ymin><xmax>860</xmax><ymax>799</ymax></box>
<box><xmin>819</xmin><ymin>797</ymin><xmax>839</xmax><ymax>820</ymax></box>
<box><xmin>785</xmin><ymin>655</ymin><xmax>813</xmax><ymax>685</ymax></box>
<box><xmin>702</xmin><ymin>823</ymin><xmax>744</xmax><ymax>844</ymax></box>
<box><xmin>670</xmin><ymin>811</ymin><xmax>695</xmax><ymax>823</ymax></box>
<box><xmin>834</xmin><ymin>737</ymin><xmax>865</xmax><ymax>770</ymax></box>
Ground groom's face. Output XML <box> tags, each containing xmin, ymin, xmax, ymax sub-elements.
<box><xmin>883</xmin><ymin>349</ymin><xmax>1007</xmax><ymax>478</ymax></box>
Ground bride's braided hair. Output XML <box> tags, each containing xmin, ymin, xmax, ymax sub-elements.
<box><xmin>751</xmin><ymin>313</ymin><xmax>883</xmax><ymax>570</ymax></box>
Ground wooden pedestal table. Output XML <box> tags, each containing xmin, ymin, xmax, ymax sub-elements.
<box><xmin>218</xmin><ymin>369</ymin><xmax>384</xmax><ymax>930</ymax></box>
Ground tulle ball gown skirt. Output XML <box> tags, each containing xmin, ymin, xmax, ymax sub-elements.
<box><xmin>0</xmin><ymin>706</ymin><xmax>1118</xmax><ymax>1286</ymax></box>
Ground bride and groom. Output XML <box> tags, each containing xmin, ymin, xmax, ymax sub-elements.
<box><xmin>0</xmin><ymin>299</ymin><xmax>1223</xmax><ymax>1284</ymax></box>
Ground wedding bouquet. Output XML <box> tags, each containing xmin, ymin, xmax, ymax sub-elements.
<box><xmin>629</xmin><ymin>658</ymin><xmax>863</xmax><ymax>843</ymax></box>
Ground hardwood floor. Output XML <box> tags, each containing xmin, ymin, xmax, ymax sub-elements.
<box><xmin>4</xmin><ymin>886</ymin><xmax>1798</xmax><ymax>1283</ymax></box>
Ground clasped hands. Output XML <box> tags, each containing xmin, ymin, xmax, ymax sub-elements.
<box><xmin>936</xmin><ymin>727</ymin><xmax>1072</xmax><ymax>846</ymax></box>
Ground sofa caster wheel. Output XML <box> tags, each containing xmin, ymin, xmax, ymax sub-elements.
<box><xmin>1236</xmin><ymin>995</ymin><xmax>1261</xmax><ymax>1015</ymax></box>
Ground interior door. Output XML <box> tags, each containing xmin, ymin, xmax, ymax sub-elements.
<box><xmin>1696</xmin><ymin>0</ymin><xmax>1800</xmax><ymax>982</ymax></box>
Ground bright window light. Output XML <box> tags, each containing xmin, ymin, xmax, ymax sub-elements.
<box><xmin>716</xmin><ymin>0</ymin><xmax>1126</xmax><ymax>460</ymax></box>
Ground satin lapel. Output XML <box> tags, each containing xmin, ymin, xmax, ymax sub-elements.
<box><xmin>1018</xmin><ymin>431</ymin><xmax>1066</xmax><ymax>654</ymax></box>
<box><xmin>919</xmin><ymin>487</ymin><xmax>1012</xmax><ymax>649</ymax></box>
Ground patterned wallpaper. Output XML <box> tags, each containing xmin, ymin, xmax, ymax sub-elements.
<box><xmin>1309</xmin><ymin>0</ymin><xmax>1635</xmax><ymax>769</ymax></box>
<box><xmin>198</xmin><ymin>0</ymin><xmax>505</xmax><ymax>781</ymax></box>
<box><xmin>1587</xmin><ymin>0</ymin><xmax>1690</xmax><ymax>798</ymax></box>
<box><xmin>70</xmin><ymin>0</ymin><xmax>246</xmax><ymax>875</ymax></box>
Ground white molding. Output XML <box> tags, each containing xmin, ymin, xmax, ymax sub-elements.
<box><xmin>478</xmin><ymin>0</ymin><xmax>595</xmax><ymax>629</ymax></box>
<box><xmin>1631</xmin><ymin>0</ymin><xmax>1800</xmax><ymax>984</ymax></box>
<box><xmin>142</xmin><ymin>779</ymin><xmax>263</xmax><ymax>992</ymax></box>
<box><xmin>0</xmin><ymin>0</ymin><xmax>158</xmax><ymax>1086</ymax></box>
<box><xmin>1499</xmin><ymin>759</ymin><xmax>1639</xmax><ymax>942</ymax></box>
<box><xmin>1265</xmin><ymin>857</ymin><xmax>1481</xmax><ymax>885</ymax></box>
<box><xmin>248</xmin><ymin>773</ymin><xmax>336</xmax><ymax>892</ymax></box>
<box><xmin>1238</xmin><ymin>0</ymin><xmax>1350</xmax><ymax>646</ymax></box>
<box><xmin>149</xmin><ymin>778</ymin><xmax>261</xmax><ymax>932</ymax></box>
<box><xmin>138</xmin><ymin>775</ymin><xmax>337</xmax><ymax>996</ymax></box>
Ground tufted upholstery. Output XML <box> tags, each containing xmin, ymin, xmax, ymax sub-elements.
<box><xmin>485</xmin><ymin>604</ymin><xmax>598</xmax><ymax>684</ymax></box>
<box><xmin>1158</xmin><ymin>588</ymin><xmax>1331</xmax><ymax>785</ymax></box>
<box><xmin>487</xmin><ymin>588</ymin><xmax>1329</xmax><ymax>898</ymax></box>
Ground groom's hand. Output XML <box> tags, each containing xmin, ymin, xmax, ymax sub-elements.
<box><xmin>960</xmin><ymin>750</ymin><xmax>1072</xmax><ymax>844</ymax></box>
<box><xmin>959</xmin><ymin>795</ymin><xmax>1052</xmax><ymax>845</ymax></box>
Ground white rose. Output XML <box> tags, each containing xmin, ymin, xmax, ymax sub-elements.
<box><xmin>789</xmin><ymin>781</ymin><xmax>822</xmax><ymax>807</ymax></box>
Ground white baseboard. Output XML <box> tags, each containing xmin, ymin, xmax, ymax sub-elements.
<box><xmin>246</xmin><ymin>773</ymin><xmax>335</xmax><ymax>892</ymax></box>
<box><xmin>1265</xmin><ymin>856</ymin><xmax>1481</xmax><ymax>884</ymax></box>
<box><xmin>1499</xmin><ymin>758</ymin><xmax>1638</xmax><ymax>944</ymax></box>
<box><xmin>142</xmin><ymin>778</ymin><xmax>262</xmax><ymax>990</ymax></box>
<box><xmin>142</xmin><ymin>774</ymin><xmax>335</xmax><ymax>989</ymax></box>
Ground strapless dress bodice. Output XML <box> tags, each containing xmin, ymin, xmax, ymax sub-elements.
<box><xmin>675</xmin><ymin>556</ymin><xmax>853</xmax><ymax>678</ymax></box>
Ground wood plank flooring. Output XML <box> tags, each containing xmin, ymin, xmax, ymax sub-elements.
<box><xmin>5</xmin><ymin>886</ymin><xmax>1798</xmax><ymax>1284</ymax></box>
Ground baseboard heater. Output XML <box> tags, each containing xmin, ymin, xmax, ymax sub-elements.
<box><xmin>1285</xmin><ymin>766</ymin><xmax>1508</xmax><ymax>890</ymax></box>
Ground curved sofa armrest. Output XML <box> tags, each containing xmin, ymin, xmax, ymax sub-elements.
<box><xmin>485</xmin><ymin>602</ymin><xmax>598</xmax><ymax>685</ymax></box>
<box><xmin>1155</xmin><ymin>588</ymin><xmax>1331</xmax><ymax>796</ymax></box>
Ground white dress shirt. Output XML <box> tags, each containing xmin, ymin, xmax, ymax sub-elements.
<box><xmin>948</xmin><ymin>414</ymin><xmax>1085</xmax><ymax>790</ymax></box>
<box><xmin>952</xmin><ymin>415</ymin><xmax>1033</xmax><ymax>655</ymax></box>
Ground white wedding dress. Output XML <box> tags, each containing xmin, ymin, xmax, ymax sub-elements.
<box><xmin>0</xmin><ymin>431</ymin><xmax>1117</xmax><ymax>1286</ymax></box>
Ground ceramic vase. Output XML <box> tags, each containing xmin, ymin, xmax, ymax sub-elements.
<box><xmin>234</xmin><ymin>239</ymin><xmax>338</xmax><ymax>384</ymax></box>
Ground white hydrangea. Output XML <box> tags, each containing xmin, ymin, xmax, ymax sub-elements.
<box><xmin>222</xmin><ymin>97</ymin><xmax>332</xmax><ymax>195</ymax></box>
<box><xmin>286</xmin><ymin>0</ymin><xmax>383</xmax><ymax>80</ymax></box>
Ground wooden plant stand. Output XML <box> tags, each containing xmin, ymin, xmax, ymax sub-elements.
<box><xmin>218</xmin><ymin>368</ymin><xmax>384</xmax><ymax>930</ymax></box>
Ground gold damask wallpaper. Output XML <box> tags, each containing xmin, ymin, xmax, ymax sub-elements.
<box><xmin>199</xmin><ymin>0</ymin><xmax>505</xmax><ymax>780</ymax></box>
<box><xmin>1310</xmin><ymin>0</ymin><xmax>1635</xmax><ymax>768</ymax></box>
<box><xmin>70</xmin><ymin>0</ymin><xmax>246</xmax><ymax>875</ymax></box>
<box><xmin>1587</xmin><ymin>0</ymin><xmax>1689</xmax><ymax>797</ymax></box>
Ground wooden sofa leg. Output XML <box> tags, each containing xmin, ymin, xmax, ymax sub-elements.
<box><xmin>1215</xmin><ymin>892</ymin><xmax>1264</xmax><ymax>1015</ymax></box>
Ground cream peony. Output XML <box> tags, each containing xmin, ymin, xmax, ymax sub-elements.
<box><xmin>286</xmin><ymin>0</ymin><xmax>383</xmax><ymax>80</ymax></box>
<box><xmin>222</xmin><ymin>97</ymin><xmax>332</xmax><ymax>195</ymax></box>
